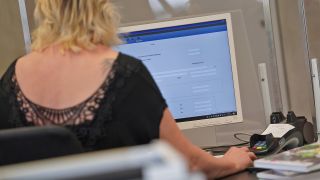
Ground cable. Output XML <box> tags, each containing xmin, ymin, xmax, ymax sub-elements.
<box><xmin>233</xmin><ymin>133</ymin><xmax>252</xmax><ymax>143</ymax></box>
<box><xmin>202</xmin><ymin>133</ymin><xmax>253</xmax><ymax>154</ymax></box>
<box><xmin>202</xmin><ymin>142</ymin><xmax>249</xmax><ymax>153</ymax></box>
<box><xmin>202</xmin><ymin>142</ymin><xmax>249</xmax><ymax>150</ymax></box>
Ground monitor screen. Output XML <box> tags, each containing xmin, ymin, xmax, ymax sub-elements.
<box><xmin>116</xmin><ymin>13</ymin><xmax>243</xmax><ymax>129</ymax></box>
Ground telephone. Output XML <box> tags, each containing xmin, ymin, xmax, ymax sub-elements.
<box><xmin>249</xmin><ymin>111</ymin><xmax>317</xmax><ymax>157</ymax></box>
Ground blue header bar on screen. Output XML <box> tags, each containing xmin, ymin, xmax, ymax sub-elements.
<box><xmin>120</xmin><ymin>20</ymin><xmax>227</xmax><ymax>44</ymax></box>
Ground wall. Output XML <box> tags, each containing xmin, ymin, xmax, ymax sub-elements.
<box><xmin>305</xmin><ymin>0</ymin><xmax>320</xmax><ymax>60</ymax></box>
<box><xmin>0</xmin><ymin>0</ymin><xmax>26</xmax><ymax>76</ymax></box>
<box><xmin>275</xmin><ymin>0</ymin><xmax>316</xmax><ymax>121</ymax></box>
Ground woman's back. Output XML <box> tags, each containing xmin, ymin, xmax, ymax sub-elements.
<box><xmin>1</xmin><ymin>51</ymin><xmax>167</xmax><ymax>151</ymax></box>
<box><xmin>15</xmin><ymin>45</ymin><xmax>117</xmax><ymax>110</ymax></box>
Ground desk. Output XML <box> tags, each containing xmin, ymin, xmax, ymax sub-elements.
<box><xmin>221</xmin><ymin>171</ymin><xmax>258</xmax><ymax>180</ymax></box>
<box><xmin>219</xmin><ymin>171</ymin><xmax>258</xmax><ymax>180</ymax></box>
<box><xmin>219</xmin><ymin>168</ymin><xmax>320</xmax><ymax>180</ymax></box>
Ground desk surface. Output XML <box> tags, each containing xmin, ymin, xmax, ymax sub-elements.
<box><xmin>220</xmin><ymin>171</ymin><xmax>258</xmax><ymax>180</ymax></box>
<box><xmin>220</xmin><ymin>169</ymin><xmax>320</xmax><ymax>180</ymax></box>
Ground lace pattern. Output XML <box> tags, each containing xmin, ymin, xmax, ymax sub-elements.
<box><xmin>11</xmin><ymin>62</ymin><xmax>116</xmax><ymax>126</ymax></box>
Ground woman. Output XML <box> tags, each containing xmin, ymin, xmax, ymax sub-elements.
<box><xmin>0</xmin><ymin>0</ymin><xmax>256</xmax><ymax>178</ymax></box>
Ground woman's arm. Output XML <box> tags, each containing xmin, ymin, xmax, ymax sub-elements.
<box><xmin>160</xmin><ymin>108</ymin><xmax>256</xmax><ymax>179</ymax></box>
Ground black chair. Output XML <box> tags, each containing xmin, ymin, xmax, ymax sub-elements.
<box><xmin>0</xmin><ymin>126</ymin><xmax>84</xmax><ymax>166</ymax></box>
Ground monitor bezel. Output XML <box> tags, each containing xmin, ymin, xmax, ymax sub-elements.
<box><xmin>118</xmin><ymin>13</ymin><xmax>243</xmax><ymax>129</ymax></box>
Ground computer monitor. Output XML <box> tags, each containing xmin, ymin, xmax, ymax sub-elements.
<box><xmin>116</xmin><ymin>13</ymin><xmax>243</xmax><ymax>130</ymax></box>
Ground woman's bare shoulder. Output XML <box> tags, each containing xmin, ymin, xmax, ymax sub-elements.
<box><xmin>16</xmin><ymin>52</ymin><xmax>41</xmax><ymax>70</ymax></box>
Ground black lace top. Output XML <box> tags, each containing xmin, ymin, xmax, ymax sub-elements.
<box><xmin>0</xmin><ymin>53</ymin><xmax>167</xmax><ymax>151</ymax></box>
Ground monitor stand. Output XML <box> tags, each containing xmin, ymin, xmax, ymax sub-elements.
<box><xmin>182</xmin><ymin>126</ymin><xmax>217</xmax><ymax>148</ymax></box>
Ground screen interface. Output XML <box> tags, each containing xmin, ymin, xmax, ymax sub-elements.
<box><xmin>116</xmin><ymin>19</ymin><xmax>237</xmax><ymax>123</ymax></box>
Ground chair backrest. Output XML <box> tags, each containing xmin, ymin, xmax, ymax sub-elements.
<box><xmin>0</xmin><ymin>126</ymin><xmax>84</xmax><ymax>166</ymax></box>
<box><xmin>0</xmin><ymin>141</ymin><xmax>198</xmax><ymax>180</ymax></box>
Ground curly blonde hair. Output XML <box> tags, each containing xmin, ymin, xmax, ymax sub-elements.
<box><xmin>32</xmin><ymin>0</ymin><xmax>121</xmax><ymax>52</ymax></box>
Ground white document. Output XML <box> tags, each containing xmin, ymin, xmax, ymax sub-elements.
<box><xmin>262</xmin><ymin>124</ymin><xmax>295</xmax><ymax>138</ymax></box>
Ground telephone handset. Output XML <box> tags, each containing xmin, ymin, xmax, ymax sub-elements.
<box><xmin>249</xmin><ymin>111</ymin><xmax>317</xmax><ymax>157</ymax></box>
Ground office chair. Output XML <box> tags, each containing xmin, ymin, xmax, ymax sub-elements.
<box><xmin>0</xmin><ymin>126</ymin><xmax>84</xmax><ymax>166</ymax></box>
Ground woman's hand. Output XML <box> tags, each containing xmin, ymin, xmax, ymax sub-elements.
<box><xmin>223</xmin><ymin>146</ymin><xmax>257</xmax><ymax>172</ymax></box>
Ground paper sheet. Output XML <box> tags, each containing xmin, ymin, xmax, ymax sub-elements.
<box><xmin>262</xmin><ymin>124</ymin><xmax>295</xmax><ymax>138</ymax></box>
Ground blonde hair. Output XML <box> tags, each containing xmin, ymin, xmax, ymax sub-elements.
<box><xmin>32</xmin><ymin>0</ymin><xmax>121</xmax><ymax>52</ymax></box>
